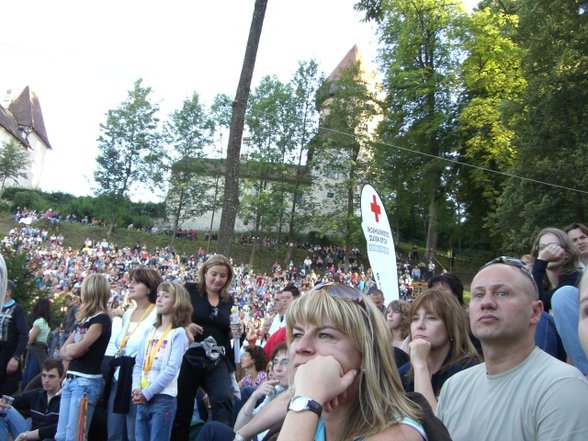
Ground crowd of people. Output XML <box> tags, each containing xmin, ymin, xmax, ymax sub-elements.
<box><xmin>0</xmin><ymin>219</ymin><xmax>587</xmax><ymax>441</ymax></box>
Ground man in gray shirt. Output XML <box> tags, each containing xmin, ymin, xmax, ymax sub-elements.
<box><xmin>437</xmin><ymin>256</ymin><xmax>588</xmax><ymax>441</ymax></box>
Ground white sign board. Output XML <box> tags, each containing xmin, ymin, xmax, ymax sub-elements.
<box><xmin>360</xmin><ymin>184</ymin><xmax>399</xmax><ymax>304</ymax></box>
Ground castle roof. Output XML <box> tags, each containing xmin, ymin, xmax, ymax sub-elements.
<box><xmin>0</xmin><ymin>104</ymin><xmax>30</xmax><ymax>149</ymax></box>
<box><xmin>8</xmin><ymin>86</ymin><xmax>52</xmax><ymax>149</ymax></box>
<box><xmin>326</xmin><ymin>44</ymin><xmax>363</xmax><ymax>82</ymax></box>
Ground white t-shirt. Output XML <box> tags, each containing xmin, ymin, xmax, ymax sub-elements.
<box><xmin>437</xmin><ymin>347</ymin><xmax>588</xmax><ymax>441</ymax></box>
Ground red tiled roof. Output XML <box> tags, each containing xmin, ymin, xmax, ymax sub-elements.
<box><xmin>8</xmin><ymin>86</ymin><xmax>52</xmax><ymax>149</ymax></box>
<box><xmin>326</xmin><ymin>44</ymin><xmax>362</xmax><ymax>82</ymax></box>
<box><xmin>0</xmin><ymin>104</ymin><xmax>30</xmax><ymax>149</ymax></box>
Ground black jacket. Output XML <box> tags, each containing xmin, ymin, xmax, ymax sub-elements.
<box><xmin>13</xmin><ymin>387</ymin><xmax>61</xmax><ymax>440</ymax></box>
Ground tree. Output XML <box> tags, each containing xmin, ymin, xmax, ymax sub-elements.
<box><xmin>455</xmin><ymin>4</ymin><xmax>525</xmax><ymax>249</ymax></box>
<box><xmin>0</xmin><ymin>140</ymin><xmax>30</xmax><ymax>193</ymax></box>
<box><xmin>489</xmin><ymin>0</ymin><xmax>588</xmax><ymax>251</ymax></box>
<box><xmin>163</xmin><ymin>93</ymin><xmax>214</xmax><ymax>246</ymax></box>
<box><xmin>360</xmin><ymin>0</ymin><xmax>467</xmax><ymax>259</ymax></box>
<box><xmin>242</xmin><ymin>75</ymin><xmax>293</xmax><ymax>265</ymax></box>
<box><xmin>312</xmin><ymin>59</ymin><xmax>381</xmax><ymax>256</ymax></box>
<box><xmin>218</xmin><ymin>0</ymin><xmax>269</xmax><ymax>257</ymax></box>
<box><xmin>93</xmin><ymin>79</ymin><xmax>164</xmax><ymax>235</ymax></box>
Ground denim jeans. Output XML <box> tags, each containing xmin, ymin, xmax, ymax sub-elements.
<box><xmin>107</xmin><ymin>379</ymin><xmax>137</xmax><ymax>441</ymax></box>
<box><xmin>136</xmin><ymin>393</ymin><xmax>177</xmax><ymax>441</ymax></box>
<box><xmin>0</xmin><ymin>406</ymin><xmax>31</xmax><ymax>440</ymax></box>
<box><xmin>552</xmin><ymin>286</ymin><xmax>588</xmax><ymax>375</ymax></box>
<box><xmin>55</xmin><ymin>376</ymin><xmax>103</xmax><ymax>441</ymax></box>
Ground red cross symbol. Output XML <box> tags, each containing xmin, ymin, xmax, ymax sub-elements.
<box><xmin>370</xmin><ymin>194</ymin><xmax>381</xmax><ymax>222</ymax></box>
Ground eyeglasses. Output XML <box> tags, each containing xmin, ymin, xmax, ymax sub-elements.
<box><xmin>209</xmin><ymin>306</ymin><xmax>219</xmax><ymax>320</ymax></box>
<box><xmin>537</xmin><ymin>242</ymin><xmax>560</xmax><ymax>251</ymax></box>
<box><xmin>480</xmin><ymin>256</ymin><xmax>538</xmax><ymax>290</ymax></box>
<box><xmin>312</xmin><ymin>282</ymin><xmax>366</xmax><ymax>310</ymax></box>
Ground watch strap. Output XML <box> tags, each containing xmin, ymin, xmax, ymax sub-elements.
<box><xmin>289</xmin><ymin>395</ymin><xmax>323</xmax><ymax>417</ymax></box>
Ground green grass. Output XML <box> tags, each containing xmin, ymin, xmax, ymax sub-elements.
<box><xmin>0</xmin><ymin>214</ymin><xmax>486</xmax><ymax>288</ymax></box>
<box><xmin>0</xmin><ymin>215</ymin><xmax>323</xmax><ymax>273</ymax></box>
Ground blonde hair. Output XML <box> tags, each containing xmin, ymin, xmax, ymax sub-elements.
<box><xmin>76</xmin><ymin>274</ymin><xmax>111</xmax><ymax>322</ymax></box>
<box><xmin>197</xmin><ymin>255</ymin><xmax>234</xmax><ymax>301</ymax></box>
<box><xmin>408</xmin><ymin>289</ymin><xmax>480</xmax><ymax>380</ymax></box>
<box><xmin>286</xmin><ymin>287</ymin><xmax>420</xmax><ymax>440</ymax></box>
<box><xmin>154</xmin><ymin>282</ymin><xmax>193</xmax><ymax>328</ymax></box>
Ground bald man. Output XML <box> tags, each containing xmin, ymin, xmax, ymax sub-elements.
<box><xmin>437</xmin><ymin>257</ymin><xmax>588</xmax><ymax>441</ymax></box>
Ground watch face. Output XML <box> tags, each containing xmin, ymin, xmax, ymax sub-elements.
<box><xmin>290</xmin><ymin>395</ymin><xmax>309</xmax><ymax>411</ymax></box>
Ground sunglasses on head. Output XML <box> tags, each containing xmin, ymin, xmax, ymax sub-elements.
<box><xmin>312</xmin><ymin>282</ymin><xmax>366</xmax><ymax>310</ymax></box>
<box><xmin>480</xmin><ymin>256</ymin><xmax>538</xmax><ymax>288</ymax></box>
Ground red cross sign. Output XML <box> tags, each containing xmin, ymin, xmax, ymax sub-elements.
<box><xmin>370</xmin><ymin>194</ymin><xmax>381</xmax><ymax>222</ymax></box>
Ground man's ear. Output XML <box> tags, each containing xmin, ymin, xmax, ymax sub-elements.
<box><xmin>530</xmin><ymin>300</ymin><xmax>544</xmax><ymax>325</ymax></box>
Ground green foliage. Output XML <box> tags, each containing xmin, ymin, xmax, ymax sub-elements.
<box><xmin>0</xmin><ymin>139</ymin><xmax>30</xmax><ymax>192</ymax></box>
<box><xmin>491</xmin><ymin>0</ymin><xmax>588</xmax><ymax>245</ymax></box>
<box><xmin>12</xmin><ymin>190</ymin><xmax>48</xmax><ymax>212</ymax></box>
<box><xmin>0</xmin><ymin>244</ymin><xmax>45</xmax><ymax>314</ymax></box>
<box><xmin>94</xmin><ymin>79</ymin><xmax>165</xmax><ymax>232</ymax></box>
<box><xmin>370</xmin><ymin>0</ymin><xmax>467</xmax><ymax>254</ymax></box>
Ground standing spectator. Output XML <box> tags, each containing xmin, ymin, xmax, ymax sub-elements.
<box><xmin>0</xmin><ymin>280</ymin><xmax>28</xmax><ymax>395</ymax></box>
<box><xmin>131</xmin><ymin>282</ymin><xmax>192</xmax><ymax>441</ymax></box>
<box><xmin>22</xmin><ymin>298</ymin><xmax>51</xmax><ymax>388</ymax></box>
<box><xmin>61</xmin><ymin>294</ymin><xmax>79</xmax><ymax>347</ymax></box>
<box><xmin>172</xmin><ymin>255</ymin><xmax>236</xmax><ymax>439</ymax></box>
<box><xmin>56</xmin><ymin>274</ymin><xmax>112</xmax><ymax>441</ymax></box>
<box><xmin>437</xmin><ymin>256</ymin><xmax>588</xmax><ymax>441</ymax></box>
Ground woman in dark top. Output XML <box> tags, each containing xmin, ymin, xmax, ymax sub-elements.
<box><xmin>531</xmin><ymin>227</ymin><xmax>581</xmax><ymax>311</ymax></box>
<box><xmin>171</xmin><ymin>254</ymin><xmax>235</xmax><ymax>441</ymax></box>
<box><xmin>399</xmin><ymin>289</ymin><xmax>480</xmax><ymax>411</ymax></box>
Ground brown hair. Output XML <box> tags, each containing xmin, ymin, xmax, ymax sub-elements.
<box><xmin>129</xmin><ymin>268</ymin><xmax>163</xmax><ymax>303</ymax></box>
<box><xmin>197</xmin><ymin>255</ymin><xmax>234</xmax><ymax>302</ymax></box>
<box><xmin>531</xmin><ymin>227</ymin><xmax>581</xmax><ymax>284</ymax></box>
<box><xmin>408</xmin><ymin>289</ymin><xmax>480</xmax><ymax>378</ymax></box>
<box><xmin>386</xmin><ymin>300</ymin><xmax>410</xmax><ymax>339</ymax></box>
<box><xmin>243</xmin><ymin>345</ymin><xmax>268</xmax><ymax>372</ymax></box>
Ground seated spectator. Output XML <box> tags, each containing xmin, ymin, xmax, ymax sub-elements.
<box><xmin>531</xmin><ymin>227</ymin><xmax>587</xmax><ymax>374</ymax></box>
<box><xmin>385</xmin><ymin>300</ymin><xmax>410</xmax><ymax>366</ymax></box>
<box><xmin>437</xmin><ymin>256</ymin><xmax>588</xmax><ymax>441</ymax></box>
<box><xmin>238</xmin><ymin>345</ymin><xmax>268</xmax><ymax>390</ymax></box>
<box><xmin>198</xmin><ymin>343</ymin><xmax>290</xmax><ymax>441</ymax></box>
<box><xmin>399</xmin><ymin>289</ymin><xmax>480</xmax><ymax>411</ymax></box>
<box><xmin>0</xmin><ymin>358</ymin><xmax>63</xmax><ymax>441</ymax></box>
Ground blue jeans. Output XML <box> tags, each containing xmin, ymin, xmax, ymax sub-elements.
<box><xmin>0</xmin><ymin>406</ymin><xmax>31</xmax><ymax>440</ymax></box>
<box><xmin>552</xmin><ymin>286</ymin><xmax>588</xmax><ymax>375</ymax></box>
<box><xmin>55</xmin><ymin>376</ymin><xmax>103</xmax><ymax>441</ymax></box>
<box><xmin>107</xmin><ymin>379</ymin><xmax>137</xmax><ymax>441</ymax></box>
<box><xmin>136</xmin><ymin>394</ymin><xmax>177</xmax><ymax>441</ymax></box>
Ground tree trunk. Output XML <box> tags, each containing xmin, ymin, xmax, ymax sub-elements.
<box><xmin>217</xmin><ymin>0</ymin><xmax>268</xmax><ymax>257</ymax></box>
<box><xmin>425</xmin><ymin>184</ymin><xmax>440</xmax><ymax>262</ymax></box>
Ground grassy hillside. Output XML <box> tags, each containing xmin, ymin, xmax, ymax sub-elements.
<box><xmin>0</xmin><ymin>215</ymin><xmax>322</xmax><ymax>274</ymax></box>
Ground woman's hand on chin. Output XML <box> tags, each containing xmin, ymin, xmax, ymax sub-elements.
<box><xmin>294</xmin><ymin>355</ymin><xmax>358</xmax><ymax>408</ymax></box>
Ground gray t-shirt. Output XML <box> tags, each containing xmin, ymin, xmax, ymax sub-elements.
<box><xmin>437</xmin><ymin>347</ymin><xmax>588</xmax><ymax>441</ymax></box>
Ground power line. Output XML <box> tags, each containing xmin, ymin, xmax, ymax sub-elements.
<box><xmin>316</xmin><ymin>125</ymin><xmax>588</xmax><ymax>195</ymax></box>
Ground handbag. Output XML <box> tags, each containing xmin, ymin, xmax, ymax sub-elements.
<box><xmin>184</xmin><ymin>336</ymin><xmax>224</xmax><ymax>371</ymax></box>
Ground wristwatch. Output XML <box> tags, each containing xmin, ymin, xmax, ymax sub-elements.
<box><xmin>288</xmin><ymin>395</ymin><xmax>323</xmax><ymax>417</ymax></box>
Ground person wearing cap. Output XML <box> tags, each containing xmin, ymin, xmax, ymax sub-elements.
<box><xmin>436</xmin><ymin>257</ymin><xmax>588</xmax><ymax>441</ymax></box>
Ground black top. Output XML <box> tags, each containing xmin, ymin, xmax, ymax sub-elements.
<box><xmin>69</xmin><ymin>312</ymin><xmax>112</xmax><ymax>375</ymax></box>
<box><xmin>185</xmin><ymin>283</ymin><xmax>234</xmax><ymax>368</ymax></box>
<box><xmin>13</xmin><ymin>387</ymin><xmax>61</xmax><ymax>439</ymax></box>
<box><xmin>399</xmin><ymin>357</ymin><xmax>479</xmax><ymax>396</ymax></box>
<box><xmin>532</xmin><ymin>259</ymin><xmax>581</xmax><ymax>311</ymax></box>
<box><xmin>0</xmin><ymin>301</ymin><xmax>28</xmax><ymax>358</ymax></box>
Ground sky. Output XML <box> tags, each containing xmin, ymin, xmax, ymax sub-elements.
<box><xmin>0</xmin><ymin>0</ymin><xmax>478</xmax><ymax>202</ymax></box>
